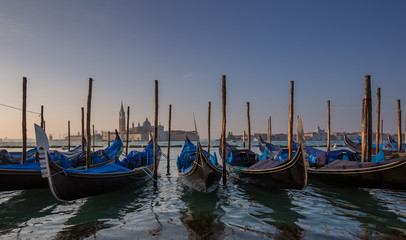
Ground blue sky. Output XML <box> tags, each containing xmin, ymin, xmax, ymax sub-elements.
<box><xmin>0</xmin><ymin>0</ymin><xmax>405</xmax><ymax>139</ymax></box>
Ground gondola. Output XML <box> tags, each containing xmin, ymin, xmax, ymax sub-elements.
<box><xmin>343</xmin><ymin>131</ymin><xmax>403</xmax><ymax>156</ymax></box>
<box><xmin>37</xmin><ymin>125</ymin><xmax>161</xmax><ymax>201</ymax></box>
<box><xmin>177</xmin><ymin>137</ymin><xmax>222</xmax><ymax>193</ymax></box>
<box><xmin>0</xmin><ymin>129</ymin><xmax>122</xmax><ymax>192</ymax></box>
<box><xmin>308</xmin><ymin>156</ymin><xmax>406</xmax><ymax>190</ymax></box>
<box><xmin>220</xmin><ymin>117</ymin><xmax>308</xmax><ymax>189</ymax></box>
<box><xmin>387</xmin><ymin>133</ymin><xmax>406</xmax><ymax>150</ymax></box>
<box><xmin>258</xmin><ymin>135</ymin><xmax>356</xmax><ymax>168</ymax></box>
<box><xmin>220</xmin><ymin>140</ymin><xmax>307</xmax><ymax>189</ymax></box>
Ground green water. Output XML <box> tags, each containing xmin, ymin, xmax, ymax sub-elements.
<box><xmin>0</xmin><ymin>141</ymin><xmax>405</xmax><ymax>239</ymax></box>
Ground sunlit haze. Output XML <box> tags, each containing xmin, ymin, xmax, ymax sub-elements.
<box><xmin>1</xmin><ymin>0</ymin><xmax>405</xmax><ymax>139</ymax></box>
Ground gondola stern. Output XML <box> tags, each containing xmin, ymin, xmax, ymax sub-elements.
<box><xmin>35</xmin><ymin>124</ymin><xmax>66</xmax><ymax>202</ymax></box>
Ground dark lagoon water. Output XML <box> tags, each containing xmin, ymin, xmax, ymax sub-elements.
<box><xmin>1</xmin><ymin>140</ymin><xmax>405</xmax><ymax>239</ymax></box>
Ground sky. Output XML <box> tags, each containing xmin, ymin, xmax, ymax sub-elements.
<box><xmin>0</xmin><ymin>0</ymin><xmax>405</xmax><ymax>140</ymax></box>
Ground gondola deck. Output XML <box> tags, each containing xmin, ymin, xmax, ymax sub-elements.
<box><xmin>178</xmin><ymin>139</ymin><xmax>222</xmax><ymax>193</ymax></box>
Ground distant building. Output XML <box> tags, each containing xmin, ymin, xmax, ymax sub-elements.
<box><xmin>170</xmin><ymin>130</ymin><xmax>198</xmax><ymax>141</ymax></box>
<box><xmin>257</xmin><ymin>133</ymin><xmax>288</xmax><ymax>141</ymax></box>
<box><xmin>304</xmin><ymin>126</ymin><xmax>327</xmax><ymax>141</ymax></box>
<box><xmin>331</xmin><ymin>132</ymin><xmax>343</xmax><ymax>140</ymax></box>
<box><xmin>101</xmin><ymin>102</ymin><xmax>198</xmax><ymax>141</ymax></box>
<box><xmin>128</xmin><ymin>118</ymin><xmax>166</xmax><ymax>141</ymax></box>
<box><xmin>226</xmin><ymin>132</ymin><xmax>241</xmax><ymax>141</ymax></box>
<box><xmin>64</xmin><ymin>131</ymin><xmax>103</xmax><ymax>142</ymax></box>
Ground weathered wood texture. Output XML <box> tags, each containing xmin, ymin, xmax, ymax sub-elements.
<box><xmin>86</xmin><ymin>78</ymin><xmax>93</xmax><ymax>169</ymax></box>
<box><xmin>221</xmin><ymin>75</ymin><xmax>227</xmax><ymax>185</ymax></box>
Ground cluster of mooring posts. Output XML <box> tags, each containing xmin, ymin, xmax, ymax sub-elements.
<box><xmin>18</xmin><ymin>75</ymin><xmax>404</xmax><ymax>167</ymax></box>
<box><xmin>9</xmin><ymin>73</ymin><xmax>406</xmax><ymax>197</ymax></box>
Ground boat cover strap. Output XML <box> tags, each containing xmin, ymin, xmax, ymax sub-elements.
<box><xmin>63</xmin><ymin>163</ymin><xmax>131</xmax><ymax>173</ymax></box>
<box><xmin>320</xmin><ymin>157</ymin><xmax>406</xmax><ymax>170</ymax></box>
<box><xmin>247</xmin><ymin>159</ymin><xmax>283</xmax><ymax>170</ymax></box>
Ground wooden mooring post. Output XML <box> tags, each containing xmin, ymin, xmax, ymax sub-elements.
<box><xmin>126</xmin><ymin>106</ymin><xmax>130</xmax><ymax>155</ymax></box>
<box><xmin>22</xmin><ymin>77</ymin><xmax>27</xmax><ymax>164</ymax></box>
<box><xmin>267</xmin><ymin>116</ymin><xmax>272</xmax><ymax>143</ymax></box>
<box><xmin>108</xmin><ymin>130</ymin><xmax>110</xmax><ymax>147</ymax></box>
<box><xmin>365</xmin><ymin>75</ymin><xmax>372</xmax><ymax>162</ymax></box>
<box><xmin>376</xmin><ymin>88</ymin><xmax>381</xmax><ymax>154</ymax></box>
<box><xmin>92</xmin><ymin>124</ymin><xmax>95</xmax><ymax>152</ymax></box>
<box><xmin>221</xmin><ymin>75</ymin><xmax>227</xmax><ymax>185</ymax></box>
<box><xmin>288</xmin><ymin>81</ymin><xmax>294</xmax><ymax>160</ymax></box>
<box><xmin>86</xmin><ymin>78</ymin><xmax>93</xmax><ymax>169</ymax></box>
<box><xmin>243</xmin><ymin>131</ymin><xmax>246</xmax><ymax>148</ymax></box>
<box><xmin>380</xmin><ymin>120</ymin><xmax>383</xmax><ymax>145</ymax></box>
<box><xmin>361</xmin><ymin>98</ymin><xmax>366</xmax><ymax>162</ymax></box>
<box><xmin>68</xmin><ymin>120</ymin><xmax>71</xmax><ymax>151</ymax></box>
<box><xmin>167</xmin><ymin>104</ymin><xmax>172</xmax><ymax>173</ymax></box>
<box><xmin>40</xmin><ymin>105</ymin><xmax>44</xmax><ymax>129</ymax></box>
<box><xmin>397</xmin><ymin>99</ymin><xmax>402</xmax><ymax>151</ymax></box>
<box><xmin>327</xmin><ymin>100</ymin><xmax>331</xmax><ymax>152</ymax></box>
<box><xmin>81</xmin><ymin>107</ymin><xmax>85</xmax><ymax>153</ymax></box>
<box><xmin>153</xmin><ymin>80</ymin><xmax>159</xmax><ymax>184</ymax></box>
<box><xmin>207</xmin><ymin>101</ymin><xmax>211</xmax><ymax>153</ymax></box>
<box><xmin>247</xmin><ymin>102</ymin><xmax>251</xmax><ymax>151</ymax></box>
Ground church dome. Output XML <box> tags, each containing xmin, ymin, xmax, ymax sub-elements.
<box><xmin>143</xmin><ymin>118</ymin><xmax>151</xmax><ymax>127</ymax></box>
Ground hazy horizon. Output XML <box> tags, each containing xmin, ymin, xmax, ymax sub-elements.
<box><xmin>1</xmin><ymin>1</ymin><xmax>405</xmax><ymax>140</ymax></box>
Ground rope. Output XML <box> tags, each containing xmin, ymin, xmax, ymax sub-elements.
<box><xmin>50</xmin><ymin>169</ymin><xmax>67</xmax><ymax>177</ymax></box>
<box><xmin>228</xmin><ymin>166</ymin><xmax>246</xmax><ymax>174</ymax></box>
<box><xmin>161</xmin><ymin>152</ymin><xmax>170</xmax><ymax>161</ymax></box>
<box><xmin>0</xmin><ymin>103</ymin><xmax>41</xmax><ymax>115</ymax></box>
<box><xmin>142</xmin><ymin>167</ymin><xmax>158</xmax><ymax>182</ymax></box>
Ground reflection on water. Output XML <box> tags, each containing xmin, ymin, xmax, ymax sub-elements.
<box><xmin>55</xmin><ymin>185</ymin><xmax>152</xmax><ymax>239</ymax></box>
<box><xmin>220</xmin><ymin>182</ymin><xmax>305</xmax><ymax>239</ymax></box>
<box><xmin>0</xmin><ymin>189</ymin><xmax>57</xmax><ymax>234</ymax></box>
<box><xmin>242</xmin><ymin>184</ymin><xmax>305</xmax><ymax>239</ymax></box>
<box><xmin>179</xmin><ymin>188</ymin><xmax>225</xmax><ymax>239</ymax></box>
<box><xmin>306</xmin><ymin>182</ymin><xmax>406</xmax><ymax>239</ymax></box>
<box><xmin>0</xmin><ymin>143</ymin><xmax>405</xmax><ymax>239</ymax></box>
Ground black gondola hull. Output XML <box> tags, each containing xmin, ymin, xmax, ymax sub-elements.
<box><xmin>0</xmin><ymin>169</ymin><xmax>47</xmax><ymax>191</ymax></box>
<box><xmin>226</xmin><ymin>146</ymin><xmax>308</xmax><ymax>189</ymax></box>
<box><xmin>308</xmin><ymin>159</ymin><xmax>406</xmax><ymax>190</ymax></box>
<box><xmin>47</xmin><ymin>155</ymin><xmax>160</xmax><ymax>201</ymax></box>
<box><xmin>179</xmin><ymin>149</ymin><xmax>222</xmax><ymax>193</ymax></box>
<box><xmin>0</xmin><ymin>159</ymin><xmax>114</xmax><ymax>192</ymax></box>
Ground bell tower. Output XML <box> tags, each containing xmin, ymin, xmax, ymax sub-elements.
<box><xmin>119</xmin><ymin>101</ymin><xmax>125</xmax><ymax>137</ymax></box>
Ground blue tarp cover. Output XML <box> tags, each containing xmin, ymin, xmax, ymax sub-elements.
<box><xmin>326</xmin><ymin>149</ymin><xmax>356</xmax><ymax>162</ymax></box>
<box><xmin>177</xmin><ymin>141</ymin><xmax>219</xmax><ymax>173</ymax></box>
<box><xmin>0</xmin><ymin>162</ymin><xmax>42</xmax><ymax>170</ymax></box>
<box><xmin>1</xmin><ymin>148</ymin><xmax>37</xmax><ymax>165</ymax></box>
<box><xmin>59</xmin><ymin>138</ymin><xmax>122</xmax><ymax>168</ymax></box>
<box><xmin>263</xmin><ymin>142</ymin><xmax>356</xmax><ymax>167</ymax></box>
<box><xmin>118</xmin><ymin>141</ymin><xmax>159</xmax><ymax>169</ymax></box>
<box><xmin>226</xmin><ymin>150</ymin><xmax>258</xmax><ymax>167</ymax></box>
<box><xmin>258</xmin><ymin>138</ymin><xmax>281</xmax><ymax>160</ymax></box>
<box><xmin>8</xmin><ymin>148</ymin><xmax>37</xmax><ymax>159</ymax></box>
<box><xmin>351</xmin><ymin>151</ymin><xmax>385</xmax><ymax>163</ymax></box>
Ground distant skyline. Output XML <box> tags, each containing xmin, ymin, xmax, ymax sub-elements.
<box><xmin>1</xmin><ymin>0</ymin><xmax>405</xmax><ymax>139</ymax></box>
